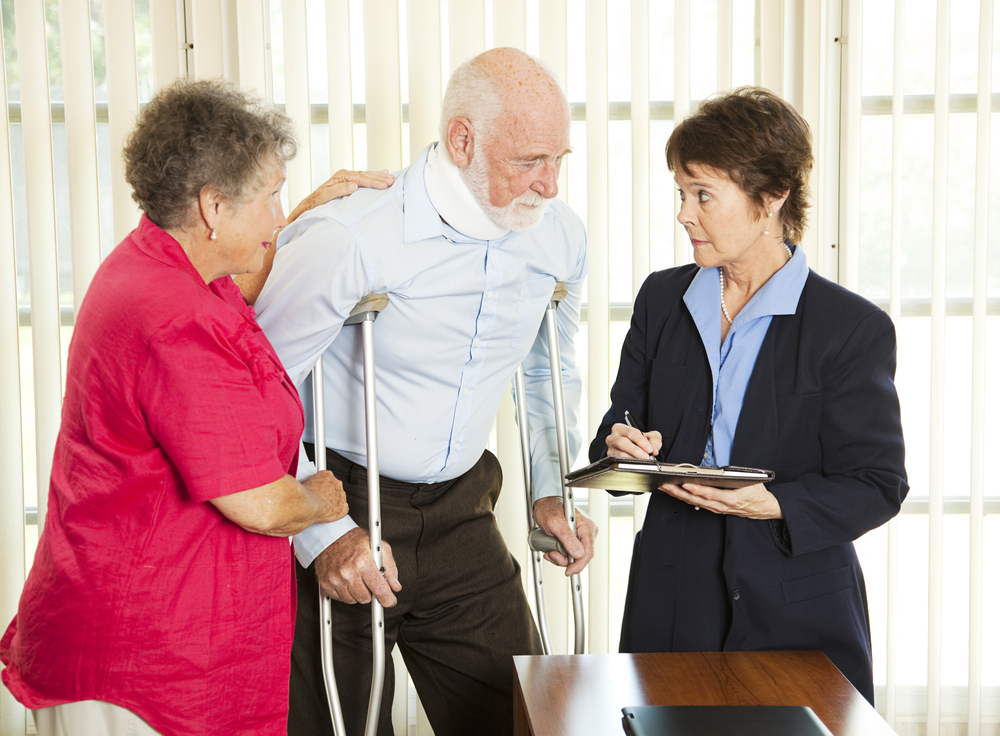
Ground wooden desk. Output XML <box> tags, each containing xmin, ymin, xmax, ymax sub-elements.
<box><xmin>513</xmin><ymin>651</ymin><xmax>896</xmax><ymax>736</ymax></box>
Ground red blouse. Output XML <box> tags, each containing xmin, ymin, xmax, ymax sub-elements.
<box><xmin>1</xmin><ymin>216</ymin><xmax>304</xmax><ymax>735</ymax></box>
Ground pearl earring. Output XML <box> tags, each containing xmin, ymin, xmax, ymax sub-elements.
<box><xmin>210</xmin><ymin>229</ymin><xmax>217</xmax><ymax>241</ymax></box>
<box><xmin>764</xmin><ymin>211</ymin><xmax>772</xmax><ymax>236</ymax></box>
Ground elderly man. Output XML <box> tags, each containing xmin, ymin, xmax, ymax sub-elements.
<box><xmin>254</xmin><ymin>47</ymin><xmax>595</xmax><ymax>736</ymax></box>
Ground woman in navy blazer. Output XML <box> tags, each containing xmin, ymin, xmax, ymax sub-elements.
<box><xmin>592</xmin><ymin>88</ymin><xmax>907</xmax><ymax>705</ymax></box>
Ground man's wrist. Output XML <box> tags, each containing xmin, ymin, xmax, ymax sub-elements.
<box><xmin>293</xmin><ymin>516</ymin><xmax>359</xmax><ymax>567</ymax></box>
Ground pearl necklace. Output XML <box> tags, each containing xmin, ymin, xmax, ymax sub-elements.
<box><xmin>720</xmin><ymin>244</ymin><xmax>793</xmax><ymax>325</ymax></box>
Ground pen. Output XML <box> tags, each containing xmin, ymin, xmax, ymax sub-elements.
<box><xmin>623</xmin><ymin>411</ymin><xmax>656</xmax><ymax>460</ymax></box>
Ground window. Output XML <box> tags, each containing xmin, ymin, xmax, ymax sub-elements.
<box><xmin>1</xmin><ymin>2</ymin><xmax>996</xmax><ymax>734</ymax></box>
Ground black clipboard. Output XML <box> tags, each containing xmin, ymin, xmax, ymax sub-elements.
<box><xmin>565</xmin><ymin>457</ymin><xmax>774</xmax><ymax>493</ymax></box>
<box><xmin>621</xmin><ymin>705</ymin><xmax>834</xmax><ymax>736</ymax></box>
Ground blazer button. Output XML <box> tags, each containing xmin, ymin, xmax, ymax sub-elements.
<box><xmin>732</xmin><ymin>590</ymin><xmax>741</xmax><ymax>601</ymax></box>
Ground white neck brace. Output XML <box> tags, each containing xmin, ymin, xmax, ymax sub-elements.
<box><xmin>424</xmin><ymin>143</ymin><xmax>509</xmax><ymax>241</ymax></box>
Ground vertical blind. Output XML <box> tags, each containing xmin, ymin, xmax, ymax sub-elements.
<box><xmin>0</xmin><ymin>1</ymin><xmax>997</xmax><ymax>735</ymax></box>
<box><xmin>845</xmin><ymin>3</ymin><xmax>1000</xmax><ymax>736</ymax></box>
<box><xmin>0</xmin><ymin>6</ymin><xmax>21</xmax><ymax>731</ymax></box>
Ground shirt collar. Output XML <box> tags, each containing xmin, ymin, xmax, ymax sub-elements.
<box><xmin>132</xmin><ymin>214</ymin><xmax>211</xmax><ymax>290</ymax></box>
<box><xmin>131</xmin><ymin>215</ymin><xmax>255</xmax><ymax>321</ymax></box>
<box><xmin>683</xmin><ymin>243</ymin><xmax>809</xmax><ymax>331</ymax></box>
<box><xmin>741</xmin><ymin>243</ymin><xmax>808</xmax><ymax>320</ymax></box>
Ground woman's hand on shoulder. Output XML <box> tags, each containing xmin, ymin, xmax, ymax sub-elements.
<box><xmin>659</xmin><ymin>481</ymin><xmax>783</xmax><ymax>519</ymax></box>
<box><xmin>286</xmin><ymin>169</ymin><xmax>395</xmax><ymax>224</ymax></box>
<box><xmin>606</xmin><ymin>423</ymin><xmax>662</xmax><ymax>459</ymax></box>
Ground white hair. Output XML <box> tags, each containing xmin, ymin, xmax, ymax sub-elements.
<box><xmin>438</xmin><ymin>58</ymin><xmax>504</xmax><ymax>147</ymax></box>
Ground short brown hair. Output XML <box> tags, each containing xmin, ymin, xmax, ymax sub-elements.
<box><xmin>666</xmin><ymin>86</ymin><xmax>813</xmax><ymax>244</ymax></box>
<box><xmin>123</xmin><ymin>79</ymin><xmax>297</xmax><ymax>230</ymax></box>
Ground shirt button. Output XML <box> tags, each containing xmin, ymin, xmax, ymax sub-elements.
<box><xmin>488</xmin><ymin>292</ymin><xmax>493</xmax><ymax>299</ymax></box>
<box><xmin>476</xmin><ymin>340</ymin><xmax>481</xmax><ymax>347</ymax></box>
<box><xmin>463</xmin><ymin>389</ymin><xmax>469</xmax><ymax>396</ymax></box>
<box><xmin>733</xmin><ymin>590</ymin><xmax>741</xmax><ymax>601</ymax></box>
<box><xmin>703</xmin><ymin>452</ymin><xmax>708</xmax><ymax>459</ymax></box>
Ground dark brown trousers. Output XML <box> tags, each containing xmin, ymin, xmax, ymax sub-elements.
<box><xmin>288</xmin><ymin>448</ymin><xmax>542</xmax><ymax>736</ymax></box>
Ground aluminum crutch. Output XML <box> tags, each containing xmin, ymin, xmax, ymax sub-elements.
<box><xmin>315</xmin><ymin>292</ymin><xmax>390</xmax><ymax>736</ymax></box>
<box><xmin>515</xmin><ymin>282</ymin><xmax>586</xmax><ymax>655</ymax></box>
<box><xmin>513</xmin><ymin>365</ymin><xmax>554</xmax><ymax>656</ymax></box>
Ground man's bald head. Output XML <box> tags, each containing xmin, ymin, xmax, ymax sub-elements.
<box><xmin>439</xmin><ymin>48</ymin><xmax>569</xmax><ymax>147</ymax></box>
<box><xmin>440</xmin><ymin>48</ymin><xmax>572</xmax><ymax>231</ymax></box>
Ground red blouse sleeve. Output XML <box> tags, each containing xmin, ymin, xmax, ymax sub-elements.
<box><xmin>136</xmin><ymin>313</ymin><xmax>299</xmax><ymax>503</ymax></box>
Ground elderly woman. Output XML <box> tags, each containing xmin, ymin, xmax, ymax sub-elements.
<box><xmin>592</xmin><ymin>87</ymin><xmax>907</xmax><ymax>703</ymax></box>
<box><xmin>0</xmin><ymin>79</ymin><xmax>391</xmax><ymax>735</ymax></box>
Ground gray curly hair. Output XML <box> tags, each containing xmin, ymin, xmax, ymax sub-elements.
<box><xmin>123</xmin><ymin>78</ymin><xmax>297</xmax><ymax>230</ymax></box>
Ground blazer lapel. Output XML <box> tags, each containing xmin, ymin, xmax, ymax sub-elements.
<box><xmin>732</xmin><ymin>322</ymin><xmax>780</xmax><ymax>464</ymax></box>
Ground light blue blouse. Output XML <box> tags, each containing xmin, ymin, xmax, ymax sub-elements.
<box><xmin>681</xmin><ymin>246</ymin><xmax>809</xmax><ymax>467</ymax></box>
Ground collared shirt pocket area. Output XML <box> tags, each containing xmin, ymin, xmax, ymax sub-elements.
<box><xmin>511</xmin><ymin>277</ymin><xmax>557</xmax><ymax>353</ymax></box>
<box><xmin>781</xmin><ymin>565</ymin><xmax>855</xmax><ymax>604</ymax></box>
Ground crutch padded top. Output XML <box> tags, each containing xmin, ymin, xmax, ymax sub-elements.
<box><xmin>349</xmin><ymin>292</ymin><xmax>390</xmax><ymax>316</ymax></box>
<box><xmin>550</xmin><ymin>282</ymin><xmax>568</xmax><ymax>303</ymax></box>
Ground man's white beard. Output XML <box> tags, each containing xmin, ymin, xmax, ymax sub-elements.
<box><xmin>460</xmin><ymin>149</ymin><xmax>550</xmax><ymax>232</ymax></box>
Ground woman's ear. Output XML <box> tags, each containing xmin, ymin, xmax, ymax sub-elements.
<box><xmin>767</xmin><ymin>190</ymin><xmax>791</xmax><ymax>217</ymax></box>
<box><xmin>198</xmin><ymin>186</ymin><xmax>224</xmax><ymax>236</ymax></box>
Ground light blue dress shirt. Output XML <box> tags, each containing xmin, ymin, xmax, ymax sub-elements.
<box><xmin>255</xmin><ymin>144</ymin><xmax>588</xmax><ymax>565</ymax></box>
<box><xmin>682</xmin><ymin>246</ymin><xmax>808</xmax><ymax>467</ymax></box>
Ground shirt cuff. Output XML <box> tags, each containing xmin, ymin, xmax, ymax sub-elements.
<box><xmin>295</xmin><ymin>442</ymin><xmax>317</xmax><ymax>481</ymax></box>
<box><xmin>293</xmin><ymin>517</ymin><xmax>359</xmax><ymax>568</ymax></box>
<box><xmin>531</xmin><ymin>459</ymin><xmax>565</xmax><ymax>504</ymax></box>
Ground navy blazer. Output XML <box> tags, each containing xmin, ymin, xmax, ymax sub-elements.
<box><xmin>591</xmin><ymin>264</ymin><xmax>908</xmax><ymax>704</ymax></box>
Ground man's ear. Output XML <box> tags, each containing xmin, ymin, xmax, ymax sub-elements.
<box><xmin>445</xmin><ymin>117</ymin><xmax>475</xmax><ymax>167</ymax></box>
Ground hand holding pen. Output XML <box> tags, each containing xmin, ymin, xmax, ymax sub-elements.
<box><xmin>606</xmin><ymin>410</ymin><xmax>663</xmax><ymax>460</ymax></box>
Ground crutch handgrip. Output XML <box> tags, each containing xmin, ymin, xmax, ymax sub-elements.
<box><xmin>528</xmin><ymin>527</ymin><xmax>568</xmax><ymax>556</ymax></box>
<box><xmin>549</xmin><ymin>282</ymin><xmax>568</xmax><ymax>303</ymax></box>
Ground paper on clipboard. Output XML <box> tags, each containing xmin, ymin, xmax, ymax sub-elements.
<box><xmin>564</xmin><ymin>456</ymin><xmax>774</xmax><ymax>493</ymax></box>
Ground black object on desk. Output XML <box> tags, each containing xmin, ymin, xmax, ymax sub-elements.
<box><xmin>621</xmin><ymin>705</ymin><xmax>835</xmax><ymax>736</ymax></box>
